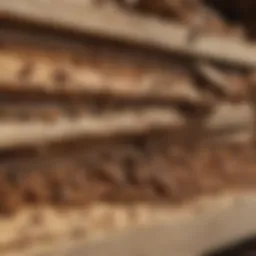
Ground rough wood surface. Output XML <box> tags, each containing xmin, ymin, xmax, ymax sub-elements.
<box><xmin>0</xmin><ymin>1</ymin><xmax>256</xmax><ymax>255</ymax></box>
<box><xmin>0</xmin><ymin>103</ymin><xmax>251</xmax><ymax>149</ymax></box>
<box><xmin>0</xmin><ymin>0</ymin><xmax>255</xmax><ymax>68</ymax></box>
<box><xmin>58</xmin><ymin>193</ymin><xmax>256</xmax><ymax>256</ymax></box>
<box><xmin>2</xmin><ymin>193</ymin><xmax>256</xmax><ymax>256</ymax></box>
<box><xmin>0</xmin><ymin>109</ymin><xmax>183</xmax><ymax>149</ymax></box>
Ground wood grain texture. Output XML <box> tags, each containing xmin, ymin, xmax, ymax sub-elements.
<box><xmin>5</xmin><ymin>193</ymin><xmax>256</xmax><ymax>256</ymax></box>
<box><xmin>0</xmin><ymin>103</ymin><xmax>251</xmax><ymax>149</ymax></box>
<box><xmin>0</xmin><ymin>0</ymin><xmax>255</xmax><ymax>68</ymax></box>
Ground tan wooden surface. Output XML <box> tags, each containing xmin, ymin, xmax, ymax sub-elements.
<box><xmin>0</xmin><ymin>0</ymin><xmax>255</xmax><ymax>68</ymax></box>
<box><xmin>33</xmin><ymin>193</ymin><xmax>256</xmax><ymax>256</ymax></box>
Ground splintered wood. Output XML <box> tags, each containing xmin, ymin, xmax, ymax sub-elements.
<box><xmin>0</xmin><ymin>0</ymin><xmax>255</xmax><ymax>255</ymax></box>
<box><xmin>0</xmin><ymin>0</ymin><xmax>254</xmax><ymax>222</ymax></box>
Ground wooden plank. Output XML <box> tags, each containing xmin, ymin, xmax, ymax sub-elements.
<box><xmin>0</xmin><ymin>103</ymin><xmax>252</xmax><ymax>149</ymax></box>
<box><xmin>0</xmin><ymin>109</ymin><xmax>184</xmax><ymax>149</ymax></box>
<box><xmin>0</xmin><ymin>0</ymin><xmax>255</xmax><ymax>68</ymax></box>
